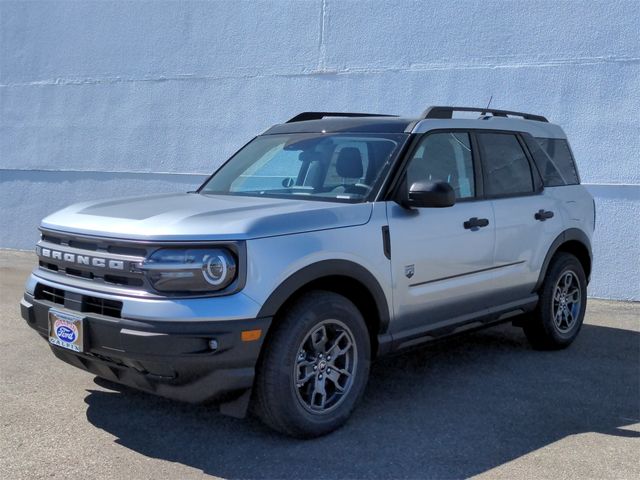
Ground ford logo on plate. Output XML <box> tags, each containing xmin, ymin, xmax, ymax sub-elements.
<box><xmin>55</xmin><ymin>323</ymin><xmax>77</xmax><ymax>343</ymax></box>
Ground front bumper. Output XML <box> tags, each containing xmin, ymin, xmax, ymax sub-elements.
<box><xmin>21</xmin><ymin>290</ymin><xmax>271</xmax><ymax>411</ymax></box>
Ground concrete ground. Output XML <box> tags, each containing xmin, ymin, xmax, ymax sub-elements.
<box><xmin>1</xmin><ymin>250</ymin><xmax>638</xmax><ymax>480</ymax></box>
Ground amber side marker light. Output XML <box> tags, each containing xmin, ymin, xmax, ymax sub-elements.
<box><xmin>241</xmin><ymin>329</ymin><xmax>262</xmax><ymax>342</ymax></box>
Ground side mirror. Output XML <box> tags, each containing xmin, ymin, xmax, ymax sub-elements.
<box><xmin>403</xmin><ymin>181</ymin><xmax>456</xmax><ymax>208</ymax></box>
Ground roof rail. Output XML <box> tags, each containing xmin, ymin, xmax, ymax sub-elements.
<box><xmin>286</xmin><ymin>112</ymin><xmax>398</xmax><ymax>123</ymax></box>
<box><xmin>421</xmin><ymin>106</ymin><xmax>548</xmax><ymax>123</ymax></box>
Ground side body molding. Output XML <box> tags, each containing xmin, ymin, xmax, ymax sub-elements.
<box><xmin>534</xmin><ymin>228</ymin><xmax>592</xmax><ymax>292</ymax></box>
<box><xmin>257</xmin><ymin>260</ymin><xmax>391</xmax><ymax>333</ymax></box>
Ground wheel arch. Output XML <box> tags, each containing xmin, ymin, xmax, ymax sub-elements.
<box><xmin>534</xmin><ymin>228</ymin><xmax>592</xmax><ymax>292</ymax></box>
<box><xmin>257</xmin><ymin>260</ymin><xmax>391</xmax><ymax>357</ymax></box>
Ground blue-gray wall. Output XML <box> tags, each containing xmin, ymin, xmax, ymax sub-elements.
<box><xmin>1</xmin><ymin>0</ymin><xmax>638</xmax><ymax>300</ymax></box>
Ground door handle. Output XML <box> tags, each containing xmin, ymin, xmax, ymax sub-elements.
<box><xmin>535</xmin><ymin>209</ymin><xmax>554</xmax><ymax>221</ymax></box>
<box><xmin>464</xmin><ymin>217</ymin><xmax>490</xmax><ymax>229</ymax></box>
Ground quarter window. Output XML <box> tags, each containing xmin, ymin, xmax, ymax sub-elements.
<box><xmin>534</xmin><ymin>138</ymin><xmax>580</xmax><ymax>186</ymax></box>
<box><xmin>477</xmin><ymin>133</ymin><xmax>534</xmax><ymax>196</ymax></box>
<box><xmin>406</xmin><ymin>132</ymin><xmax>475</xmax><ymax>199</ymax></box>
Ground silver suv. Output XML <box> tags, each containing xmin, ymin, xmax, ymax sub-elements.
<box><xmin>20</xmin><ymin>106</ymin><xmax>595</xmax><ymax>437</ymax></box>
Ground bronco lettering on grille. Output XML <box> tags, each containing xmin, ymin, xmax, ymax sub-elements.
<box><xmin>37</xmin><ymin>246</ymin><xmax>125</xmax><ymax>271</ymax></box>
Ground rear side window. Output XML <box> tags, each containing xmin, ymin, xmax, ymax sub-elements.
<box><xmin>529</xmin><ymin>137</ymin><xmax>580</xmax><ymax>186</ymax></box>
<box><xmin>477</xmin><ymin>132</ymin><xmax>534</xmax><ymax>196</ymax></box>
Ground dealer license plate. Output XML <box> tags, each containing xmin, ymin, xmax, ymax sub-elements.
<box><xmin>48</xmin><ymin>309</ymin><xmax>85</xmax><ymax>353</ymax></box>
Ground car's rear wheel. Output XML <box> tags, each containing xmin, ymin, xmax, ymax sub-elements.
<box><xmin>254</xmin><ymin>290</ymin><xmax>370</xmax><ymax>438</ymax></box>
<box><xmin>524</xmin><ymin>252</ymin><xmax>587</xmax><ymax>350</ymax></box>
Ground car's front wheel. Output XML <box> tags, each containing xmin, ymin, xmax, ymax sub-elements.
<box><xmin>254</xmin><ymin>290</ymin><xmax>370</xmax><ymax>438</ymax></box>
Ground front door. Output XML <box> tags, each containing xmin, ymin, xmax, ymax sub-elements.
<box><xmin>386</xmin><ymin>131</ymin><xmax>496</xmax><ymax>342</ymax></box>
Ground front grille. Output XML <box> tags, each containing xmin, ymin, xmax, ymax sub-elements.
<box><xmin>68</xmin><ymin>239</ymin><xmax>99</xmax><ymax>251</ymax></box>
<box><xmin>36</xmin><ymin>230</ymin><xmax>149</xmax><ymax>290</ymax></box>
<box><xmin>103</xmin><ymin>274</ymin><xmax>144</xmax><ymax>287</ymax></box>
<box><xmin>34</xmin><ymin>283</ymin><xmax>123</xmax><ymax>318</ymax></box>
<box><xmin>39</xmin><ymin>261</ymin><xmax>59</xmax><ymax>271</ymax></box>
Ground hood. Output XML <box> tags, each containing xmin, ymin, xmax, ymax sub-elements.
<box><xmin>41</xmin><ymin>193</ymin><xmax>373</xmax><ymax>241</ymax></box>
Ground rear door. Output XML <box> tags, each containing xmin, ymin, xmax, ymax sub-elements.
<box><xmin>476</xmin><ymin>131</ymin><xmax>562</xmax><ymax>304</ymax></box>
<box><xmin>387</xmin><ymin>130</ymin><xmax>496</xmax><ymax>340</ymax></box>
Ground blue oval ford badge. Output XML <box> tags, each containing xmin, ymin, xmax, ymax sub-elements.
<box><xmin>56</xmin><ymin>325</ymin><xmax>77</xmax><ymax>343</ymax></box>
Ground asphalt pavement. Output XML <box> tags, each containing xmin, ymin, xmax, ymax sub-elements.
<box><xmin>1</xmin><ymin>250</ymin><xmax>638</xmax><ymax>479</ymax></box>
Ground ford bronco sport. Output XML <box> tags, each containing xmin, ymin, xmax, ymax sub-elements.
<box><xmin>21</xmin><ymin>106</ymin><xmax>594</xmax><ymax>438</ymax></box>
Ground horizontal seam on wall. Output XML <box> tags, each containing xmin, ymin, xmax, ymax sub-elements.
<box><xmin>582</xmin><ymin>183</ymin><xmax>639</xmax><ymax>187</ymax></box>
<box><xmin>1</xmin><ymin>55</ymin><xmax>639</xmax><ymax>88</ymax></box>
<box><xmin>0</xmin><ymin>168</ymin><xmax>210</xmax><ymax>176</ymax></box>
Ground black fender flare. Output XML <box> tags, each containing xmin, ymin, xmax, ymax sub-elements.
<box><xmin>534</xmin><ymin>228</ymin><xmax>592</xmax><ymax>292</ymax></box>
<box><xmin>257</xmin><ymin>259</ymin><xmax>391</xmax><ymax>333</ymax></box>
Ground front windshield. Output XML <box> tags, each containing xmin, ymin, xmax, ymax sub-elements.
<box><xmin>199</xmin><ymin>133</ymin><xmax>408</xmax><ymax>202</ymax></box>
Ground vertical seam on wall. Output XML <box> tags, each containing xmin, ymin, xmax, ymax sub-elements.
<box><xmin>318</xmin><ymin>0</ymin><xmax>327</xmax><ymax>70</ymax></box>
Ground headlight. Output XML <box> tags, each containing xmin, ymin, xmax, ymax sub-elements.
<box><xmin>142</xmin><ymin>248</ymin><xmax>237</xmax><ymax>293</ymax></box>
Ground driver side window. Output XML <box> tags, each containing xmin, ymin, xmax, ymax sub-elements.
<box><xmin>406</xmin><ymin>132</ymin><xmax>475</xmax><ymax>199</ymax></box>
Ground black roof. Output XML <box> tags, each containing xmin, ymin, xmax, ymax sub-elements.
<box><xmin>263</xmin><ymin>116</ymin><xmax>416</xmax><ymax>135</ymax></box>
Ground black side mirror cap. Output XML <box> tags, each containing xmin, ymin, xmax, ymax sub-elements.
<box><xmin>403</xmin><ymin>181</ymin><xmax>456</xmax><ymax>208</ymax></box>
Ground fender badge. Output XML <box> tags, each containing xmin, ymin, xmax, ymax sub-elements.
<box><xmin>405</xmin><ymin>265</ymin><xmax>415</xmax><ymax>279</ymax></box>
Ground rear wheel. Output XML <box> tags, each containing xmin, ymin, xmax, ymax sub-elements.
<box><xmin>524</xmin><ymin>252</ymin><xmax>587</xmax><ymax>350</ymax></box>
<box><xmin>254</xmin><ymin>290</ymin><xmax>370</xmax><ymax>438</ymax></box>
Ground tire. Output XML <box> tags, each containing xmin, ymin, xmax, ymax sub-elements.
<box><xmin>254</xmin><ymin>290</ymin><xmax>371</xmax><ymax>438</ymax></box>
<box><xmin>524</xmin><ymin>252</ymin><xmax>587</xmax><ymax>350</ymax></box>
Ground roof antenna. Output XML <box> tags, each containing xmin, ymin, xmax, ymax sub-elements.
<box><xmin>485</xmin><ymin>95</ymin><xmax>493</xmax><ymax>111</ymax></box>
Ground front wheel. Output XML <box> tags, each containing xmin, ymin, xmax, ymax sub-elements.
<box><xmin>254</xmin><ymin>290</ymin><xmax>370</xmax><ymax>438</ymax></box>
<box><xmin>524</xmin><ymin>252</ymin><xmax>587</xmax><ymax>350</ymax></box>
